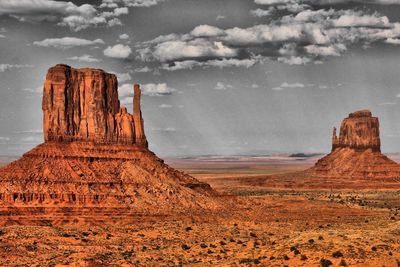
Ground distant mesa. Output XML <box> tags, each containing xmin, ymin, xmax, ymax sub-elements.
<box><xmin>0</xmin><ymin>64</ymin><xmax>215</xmax><ymax>214</ymax></box>
<box><xmin>309</xmin><ymin>109</ymin><xmax>400</xmax><ymax>179</ymax></box>
<box><xmin>289</xmin><ymin>153</ymin><xmax>321</xmax><ymax>158</ymax></box>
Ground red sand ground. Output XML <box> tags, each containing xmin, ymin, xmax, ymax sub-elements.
<box><xmin>0</xmin><ymin>155</ymin><xmax>399</xmax><ymax>266</ymax></box>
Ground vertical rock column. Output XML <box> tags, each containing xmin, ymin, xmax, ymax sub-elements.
<box><xmin>133</xmin><ymin>84</ymin><xmax>148</xmax><ymax>147</ymax></box>
<box><xmin>331</xmin><ymin>127</ymin><xmax>338</xmax><ymax>152</ymax></box>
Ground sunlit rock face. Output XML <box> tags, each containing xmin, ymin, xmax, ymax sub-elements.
<box><xmin>331</xmin><ymin>110</ymin><xmax>380</xmax><ymax>152</ymax></box>
<box><xmin>310</xmin><ymin>110</ymin><xmax>400</xmax><ymax>179</ymax></box>
<box><xmin>0</xmin><ymin>64</ymin><xmax>215</xmax><ymax>213</ymax></box>
<box><xmin>42</xmin><ymin>64</ymin><xmax>147</xmax><ymax>147</ymax></box>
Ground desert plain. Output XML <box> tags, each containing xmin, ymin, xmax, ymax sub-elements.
<box><xmin>0</xmin><ymin>154</ymin><xmax>399</xmax><ymax>267</ymax></box>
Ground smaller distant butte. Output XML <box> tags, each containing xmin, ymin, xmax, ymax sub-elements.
<box><xmin>309</xmin><ymin>109</ymin><xmax>400</xmax><ymax>179</ymax></box>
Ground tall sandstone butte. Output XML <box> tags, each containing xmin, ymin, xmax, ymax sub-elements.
<box><xmin>310</xmin><ymin>109</ymin><xmax>400</xmax><ymax>179</ymax></box>
<box><xmin>331</xmin><ymin>109</ymin><xmax>380</xmax><ymax>152</ymax></box>
<box><xmin>0</xmin><ymin>64</ymin><xmax>215</xmax><ymax>215</ymax></box>
<box><xmin>43</xmin><ymin>64</ymin><xmax>146</xmax><ymax>146</ymax></box>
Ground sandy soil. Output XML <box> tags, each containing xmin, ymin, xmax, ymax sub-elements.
<box><xmin>0</xmin><ymin>156</ymin><xmax>399</xmax><ymax>266</ymax></box>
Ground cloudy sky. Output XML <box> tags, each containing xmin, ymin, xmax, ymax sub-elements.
<box><xmin>1</xmin><ymin>0</ymin><xmax>400</xmax><ymax>157</ymax></box>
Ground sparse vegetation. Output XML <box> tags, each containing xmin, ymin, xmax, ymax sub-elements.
<box><xmin>181</xmin><ymin>244</ymin><xmax>191</xmax><ymax>250</ymax></box>
<box><xmin>332</xmin><ymin>251</ymin><xmax>343</xmax><ymax>258</ymax></box>
<box><xmin>320</xmin><ymin>258</ymin><xmax>333</xmax><ymax>267</ymax></box>
<box><xmin>283</xmin><ymin>255</ymin><xmax>290</xmax><ymax>260</ymax></box>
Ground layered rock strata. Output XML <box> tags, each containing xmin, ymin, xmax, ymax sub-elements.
<box><xmin>331</xmin><ymin>110</ymin><xmax>380</xmax><ymax>152</ymax></box>
<box><xmin>310</xmin><ymin>110</ymin><xmax>400</xmax><ymax>179</ymax></box>
<box><xmin>0</xmin><ymin>64</ymin><xmax>214</xmax><ymax>212</ymax></box>
<box><xmin>43</xmin><ymin>64</ymin><xmax>147</xmax><ymax>146</ymax></box>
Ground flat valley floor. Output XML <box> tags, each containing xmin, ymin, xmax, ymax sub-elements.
<box><xmin>0</xmin><ymin>155</ymin><xmax>399</xmax><ymax>267</ymax></box>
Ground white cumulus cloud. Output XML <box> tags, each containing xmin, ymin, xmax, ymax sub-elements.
<box><xmin>0</xmin><ymin>64</ymin><xmax>33</xmax><ymax>72</ymax></box>
<box><xmin>33</xmin><ymin>37</ymin><xmax>104</xmax><ymax>49</ymax></box>
<box><xmin>119</xmin><ymin>33</ymin><xmax>129</xmax><ymax>39</ymax></box>
<box><xmin>67</xmin><ymin>54</ymin><xmax>101</xmax><ymax>62</ymax></box>
<box><xmin>103</xmin><ymin>44</ymin><xmax>132</xmax><ymax>58</ymax></box>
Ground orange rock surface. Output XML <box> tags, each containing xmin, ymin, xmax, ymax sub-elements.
<box><xmin>331</xmin><ymin>109</ymin><xmax>380</xmax><ymax>152</ymax></box>
<box><xmin>43</xmin><ymin>64</ymin><xmax>146</xmax><ymax>146</ymax></box>
<box><xmin>310</xmin><ymin>109</ymin><xmax>400</xmax><ymax>179</ymax></box>
<box><xmin>0</xmin><ymin>64</ymin><xmax>214</xmax><ymax>212</ymax></box>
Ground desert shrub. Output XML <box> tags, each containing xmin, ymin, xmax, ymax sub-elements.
<box><xmin>250</xmin><ymin>232</ymin><xmax>257</xmax><ymax>238</ymax></box>
<box><xmin>301</xmin><ymin>254</ymin><xmax>308</xmax><ymax>261</ymax></box>
<box><xmin>283</xmin><ymin>255</ymin><xmax>290</xmax><ymax>260</ymax></box>
<box><xmin>82</xmin><ymin>232</ymin><xmax>90</xmax><ymax>237</ymax></box>
<box><xmin>181</xmin><ymin>244</ymin><xmax>191</xmax><ymax>250</ymax></box>
<box><xmin>121</xmin><ymin>250</ymin><xmax>134</xmax><ymax>260</ymax></box>
<box><xmin>200</xmin><ymin>243</ymin><xmax>208</xmax><ymax>248</ymax></box>
<box><xmin>320</xmin><ymin>258</ymin><xmax>333</xmax><ymax>267</ymax></box>
<box><xmin>332</xmin><ymin>251</ymin><xmax>343</xmax><ymax>258</ymax></box>
<box><xmin>318</xmin><ymin>235</ymin><xmax>324</xmax><ymax>240</ymax></box>
<box><xmin>239</xmin><ymin>258</ymin><xmax>251</xmax><ymax>264</ymax></box>
<box><xmin>269</xmin><ymin>256</ymin><xmax>275</xmax><ymax>260</ymax></box>
<box><xmin>308</xmin><ymin>239</ymin><xmax>315</xmax><ymax>244</ymax></box>
<box><xmin>371</xmin><ymin>246</ymin><xmax>377</xmax><ymax>251</ymax></box>
<box><xmin>339</xmin><ymin>259</ymin><xmax>348</xmax><ymax>266</ymax></box>
<box><xmin>219</xmin><ymin>241</ymin><xmax>226</xmax><ymax>246</ymax></box>
<box><xmin>61</xmin><ymin>232</ymin><xmax>72</xmax><ymax>237</ymax></box>
<box><xmin>185</xmin><ymin>227</ymin><xmax>192</xmax><ymax>231</ymax></box>
<box><xmin>290</xmin><ymin>246</ymin><xmax>300</xmax><ymax>255</ymax></box>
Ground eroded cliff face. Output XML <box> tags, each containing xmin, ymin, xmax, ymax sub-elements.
<box><xmin>310</xmin><ymin>109</ymin><xmax>400</xmax><ymax>179</ymax></box>
<box><xmin>0</xmin><ymin>64</ymin><xmax>214</xmax><ymax>212</ymax></box>
<box><xmin>331</xmin><ymin>110</ymin><xmax>380</xmax><ymax>152</ymax></box>
<box><xmin>42</xmin><ymin>64</ymin><xmax>146</xmax><ymax>146</ymax></box>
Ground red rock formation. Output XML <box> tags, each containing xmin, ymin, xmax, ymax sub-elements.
<box><xmin>331</xmin><ymin>110</ymin><xmax>380</xmax><ymax>152</ymax></box>
<box><xmin>310</xmin><ymin>109</ymin><xmax>400</xmax><ymax>179</ymax></box>
<box><xmin>133</xmin><ymin>84</ymin><xmax>147</xmax><ymax>147</ymax></box>
<box><xmin>43</xmin><ymin>64</ymin><xmax>146</xmax><ymax>146</ymax></box>
<box><xmin>0</xmin><ymin>64</ymin><xmax>215</xmax><ymax>213</ymax></box>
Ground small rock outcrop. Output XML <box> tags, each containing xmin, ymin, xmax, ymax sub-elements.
<box><xmin>0</xmin><ymin>64</ymin><xmax>215</xmax><ymax>215</ymax></box>
<box><xmin>310</xmin><ymin>109</ymin><xmax>400</xmax><ymax>179</ymax></box>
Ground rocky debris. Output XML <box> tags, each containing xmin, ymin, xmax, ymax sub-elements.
<box><xmin>0</xmin><ymin>64</ymin><xmax>215</xmax><ymax>211</ymax></box>
<box><xmin>310</xmin><ymin>109</ymin><xmax>400</xmax><ymax>179</ymax></box>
